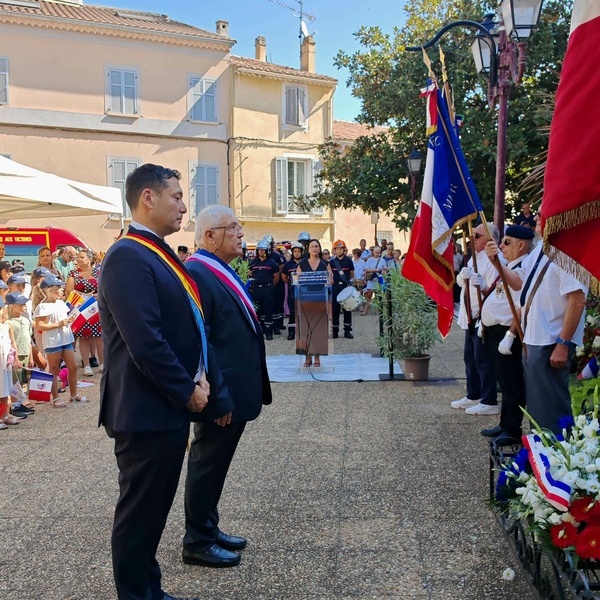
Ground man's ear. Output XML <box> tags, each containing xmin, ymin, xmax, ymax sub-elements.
<box><xmin>140</xmin><ymin>188</ymin><xmax>154</xmax><ymax>209</ymax></box>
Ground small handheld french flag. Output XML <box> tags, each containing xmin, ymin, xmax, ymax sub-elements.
<box><xmin>28</xmin><ymin>370</ymin><xmax>54</xmax><ymax>403</ymax></box>
<box><xmin>70</xmin><ymin>296</ymin><xmax>100</xmax><ymax>334</ymax></box>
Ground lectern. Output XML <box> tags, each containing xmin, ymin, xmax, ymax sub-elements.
<box><xmin>295</xmin><ymin>272</ymin><xmax>331</xmax><ymax>357</ymax></box>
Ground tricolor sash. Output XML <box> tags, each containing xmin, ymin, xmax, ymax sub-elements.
<box><xmin>123</xmin><ymin>233</ymin><xmax>208</xmax><ymax>374</ymax></box>
<box><xmin>187</xmin><ymin>250</ymin><xmax>260</xmax><ymax>330</ymax></box>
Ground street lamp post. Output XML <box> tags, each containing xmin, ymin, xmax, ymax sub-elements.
<box><xmin>406</xmin><ymin>0</ymin><xmax>544</xmax><ymax>234</ymax></box>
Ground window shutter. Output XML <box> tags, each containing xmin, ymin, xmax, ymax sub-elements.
<box><xmin>204</xmin><ymin>80</ymin><xmax>216</xmax><ymax>122</ymax></box>
<box><xmin>0</xmin><ymin>57</ymin><xmax>8</xmax><ymax>104</ymax></box>
<box><xmin>311</xmin><ymin>159</ymin><xmax>324</xmax><ymax>214</ymax></box>
<box><xmin>275</xmin><ymin>157</ymin><xmax>288</xmax><ymax>214</ymax></box>
<box><xmin>285</xmin><ymin>87</ymin><xmax>297</xmax><ymax>125</ymax></box>
<box><xmin>298</xmin><ymin>87</ymin><xmax>306</xmax><ymax>126</ymax></box>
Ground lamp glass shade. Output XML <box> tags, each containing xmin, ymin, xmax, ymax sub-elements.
<box><xmin>471</xmin><ymin>37</ymin><xmax>491</xmax><ymax>74</ymax></box>
<box><xmin>408</xmin><ymin>149</ymin><xmax>422</xmax><ymax>175</ymax></box>
<box><xmin>501</xmin><ymin>0</ymin><xmax>544</xmax><ymax>40</ymax></box>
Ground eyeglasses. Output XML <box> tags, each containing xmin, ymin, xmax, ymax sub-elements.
<box><xmin>211</xmin><ymin>223</ymin><xmax>243</xmax><ymax>234</ymax></box>
<box><xmin>501</xmin><ymin>238</ymin><xmax>512</xmax><ymax>246</ymax></box>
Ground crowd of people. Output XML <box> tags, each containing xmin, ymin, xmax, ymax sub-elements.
<box><xmin>0</xmin><ymin>242</ymin><xmax>102</xmax><ymax>429</ymax></box>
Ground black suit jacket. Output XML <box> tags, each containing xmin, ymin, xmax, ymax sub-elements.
<box><xmin>186</xmin><ymin>257</ymin><xmax>272</xmax><ymax>423</ymax></box>
<box><xmin>98</xmin><ymin>227</ymin><xmax>232</xmax><ymax>432</ymax></box>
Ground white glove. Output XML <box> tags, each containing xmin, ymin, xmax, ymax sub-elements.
<box><xmin>498</xmin><ymin>332</ymin><xmax>515</xmax><ymax>355</ymax></box>
<box><xmin>470</xmin><ymin>273</ymin><xmax>484</xmax><ymax>288</ymax></box>
<box><xmin>460</xmin><ymin>267</ymin><xmax>472</xmax><ymax>279</ymax></box>
<box><xmin>476</xmin><ymin>320</ymin><xmax>483</xmax><ymax>338</ymax></box>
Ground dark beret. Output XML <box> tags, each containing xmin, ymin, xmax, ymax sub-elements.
<box><xmin>177</xmin><ymin>246</ymin><xmax>189</xmax><ymax>253</ymax></box>
<box><xmin>505</xmin><ymin>225</ymin><xmax>534</xmax><ymax>240</ymax></box>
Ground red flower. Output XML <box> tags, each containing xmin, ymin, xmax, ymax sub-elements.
<box><xmin>575</xmin><ymin>525</ymin><xmax>600</xmax><ymax>560</ymax></box>
<box><xmin>550</xmin><ymin>522</ymin><xmax>579</xmax><ymax>548</ymax></box>
<box><xmin>570</xmin><ymin>497</ymin><xmax>598</xmax><ymax>523</ymax></box>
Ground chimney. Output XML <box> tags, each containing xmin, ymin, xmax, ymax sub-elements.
<box><xmin>300</xmin><ymin>35</ymin><xmax>316</xmax><ymax>73</ymax></box>
<box><xmin>255</xmin><ymin>36</ymin><xmax>267</xmax><ymax>62</ymax></box>
<box><xmin>215</xmin><ymin>20</ymin><xmax>229</xmax><ymax>37</ymax></box>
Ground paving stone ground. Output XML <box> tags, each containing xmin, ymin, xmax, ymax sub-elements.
<box><xmin>0</xmin><ymin>312</ymin><xmax>537</xmax><ymax>599</ymax></box>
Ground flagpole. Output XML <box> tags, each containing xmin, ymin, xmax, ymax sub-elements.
<box><xmin>461</xmin><ymin>228</ymin><xmax>473</xmax><ymax>326</ymax></box>
<box><xmin>479</xmin><ymin>214</ymin><xmax>525</xmax><ymax>342</ymax></box>
<box><xmin>467</xmin><ymin>219</ymin><xmax>484</xmax><ymax>313</ymax></box>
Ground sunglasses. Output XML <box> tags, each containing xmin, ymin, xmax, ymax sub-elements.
<box><xmin>473</xmin><ymin>233</ymin><xmax>485</xmax><ymax>239</ymax></box>
<box><xmin>501</xmin><ymin>238</ymin><xmax>512</xmax><ymax>246</ymax></box>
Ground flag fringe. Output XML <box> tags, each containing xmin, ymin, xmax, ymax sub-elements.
<box><xmin>543</xmin><ymin>198</ymin><xmax>600</xmax><ymax>295</ymax></box>
<box><xmin>412</xmin><ymin>252</ymin><xmax>454</xmax><ymax>292</ymax></box>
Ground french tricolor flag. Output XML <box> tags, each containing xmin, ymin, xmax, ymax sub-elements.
<box><xmin>70</xmin><ymin>296</ymin><xmax>100</xmax><ymax>334</ymax></box>
<box><xmin>523</xmin><ymin>434</ymin><xmax>572</xmax><ymax>512</ymax></box>
<box><xmin>28</xmin><ymin>370</ymin><xmax>54</xmax><ymax>403</ymax></box>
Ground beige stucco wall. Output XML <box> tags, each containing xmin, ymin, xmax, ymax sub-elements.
<box><xmin>0</xmin><ymin>127</ymin><xmax>227</xmax><ymax>252</ymax></box>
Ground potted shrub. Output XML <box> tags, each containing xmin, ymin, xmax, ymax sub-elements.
<box><xmin>373</xmin><ymin>268</ymin><xmax>441</xmax><ymax>380</ymax></box>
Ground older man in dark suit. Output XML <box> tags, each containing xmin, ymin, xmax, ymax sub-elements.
<box><xmin>183</xmin><ymin>205</ymin><xmax>272</xmax><ymax>568</ymax></box>
<box><xmin>99</xmin><ymin>164</ymin><xmax>231</xmax><ymax>600</ymax></box>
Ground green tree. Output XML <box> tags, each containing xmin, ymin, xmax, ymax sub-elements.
<box><xmin>315</xmin><ymin>0</ymin><xmax>572</xmax><ymax>230</ymax></box>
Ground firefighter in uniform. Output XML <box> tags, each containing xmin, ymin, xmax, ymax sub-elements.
<box><xmin>329</xmin><ymin>239</ymin><xmax>355</xmax><ymax>339</ymax></box>
<box><xmin>263</xmin><ymin>235</ymin><xmax>286</xmax><ymax>334</ymax></box>
<box><xmin>249</xmin><ymin>239</ymin><xmax>279</xmax><ymax>340</ymax></box>
<box><xmin>281</xmin><ymin>242</ymin><xmax>304</xmax><ymax>341</ymax></box>
<box><xmin>297</xmin><ymin>231</ymin><xmax>311</xmax><ymax>258</ymax></box>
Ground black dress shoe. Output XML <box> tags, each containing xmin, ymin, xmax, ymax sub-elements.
<box><xmin>493</xmin><ymin>433</ymin><xmax>522</xmax><ymax>446</ymax></box>
<box><xmin>279</xmin><ymin>325</ymin><xmax>286</xmax><ymax>330</ymax></box>
<box><xmin>481</xmin><ymin>425</ymin><xmax>503</xmax><ymax>438</ymax></box>
<box><xmin>332</xmin><ymin>330</ymin><xmax>339</xmax><ymax>339</ymax></box>
<box><xmin>265</xmin><ymin>333</ymin><xmax>273</xmax><ymax>340</ymax></box>
<box><xmin>273</xmin><ymin>328</ymin><xmax>281</xmax><ymax>335</ymax></box>
<box><xmin>286</xmin><ymin>330</ymin><xmax>295</xmax><ymax>340</ymax></box>
<box><xmin>182</xmin><ymin>544</ymin><xmax>241</xmax><ymax>568</ymax></box>
<box><xmin>89</xmin><ymin>356</ymin><xmax>99</xmax><ymax>368</ymax></box>
<box><xmin>162</xmin><ymin>594</ymin><xmax>200</xmax><ymax>600</ymax></box>
<box><xmin>216</xmin><ymin>530</ymin><xmax>247</xmax><ymax>550</ymax></box>
<box><xmin>344</xmin><ymin>331</ymin><xmax>354</xmax><ymax>339</ymax></box>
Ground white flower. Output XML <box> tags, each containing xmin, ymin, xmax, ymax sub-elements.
<box><xmin>593</xmin><ymin>336</ymin><xmax>600</xmax><ymax>351</ymax></box>
<box><xmin>576</xmin><ymin>346</ymin><xmax>585</xmax><ymax>357</ymax></box>
<box><xmin>502</xmin><ymin>568</ymin><xmax>516</xmax><ymax>581</ymax></box>
<box><xmin>587</xmin><ymin>314</ymin><xmax>599</xmax><ymax>327</ymax></box>
<box><xmin>547</xmin><ymin>512</ymin><xmax>562</xmax><ymax>525</ymax></box>
<box><xmin>563</xmin><ymin>471</ymin><xmax>581</xmax><ymax>486</ymax></box>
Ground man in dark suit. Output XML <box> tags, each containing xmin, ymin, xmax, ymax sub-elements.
<box><xmin>99</xmin><ymin>164</ymin><xmax>224</xmax><ymax>600</ymax></box>
<box><xmin>183</xmin><ymin>205</ymin><xmax>272</xmax><ymax>568</ymax></box>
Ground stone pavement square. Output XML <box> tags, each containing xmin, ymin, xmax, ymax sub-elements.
<box><xmin>0</xmin><ymin>313</ymin><xmax>537</xmax><ymax>599</ymax></box>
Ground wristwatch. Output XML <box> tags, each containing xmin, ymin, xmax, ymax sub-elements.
<box><xmin>556</xmin><ymin>337</ymin><xmax>576</xmax><ymax>349</ymax></box>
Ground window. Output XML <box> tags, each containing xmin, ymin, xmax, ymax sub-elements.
<box><xmin>189</xmin><ymin>78</ymin><xmax>217</xmax><ymax>122</ymax></box>
<box><xmin>275</xmin><ymin>156</ymin><xmax>322</xmax><ymax>215</ymax></box>
<box><xmin>109</xmin><ymin>158</ymin><xmax>139</xmax><ymax>218</ymax></box>
<box><xmin>377</xmin><ymin>231</ymin><xmax>393</xmax><ymax>245</ymax></box>
<box><xmin>190</xmin><ymin>163</ymin><xmax>219</xmax><ymax>217</ymax></box>
<box><xmin>106</xmin><ymin>68</ymin><xmax>139</xmax><ymax>115</ymax></box>
<box><xmin>0</xmin><ymin>57</ymin><xmax>8</xmax><ymax>105</ymax></box>
<box><xmin>283</xmin><ymin>85</ymin><xmax>307</xmax><ymax>128</ymax></box>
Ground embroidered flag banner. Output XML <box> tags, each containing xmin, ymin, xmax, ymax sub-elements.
<box><xmin>542</xmin><ymin>0</ymin><xmax>600</xmax><ymax>295</ymax></box>
<box><xmin>402</xmin><ymin>82</ymin><xmax>483</xmax><ymax>336</ymax></box>
<box><xmin>28</xmin><ymin>370</ymin><xmax>54</xmax><ymax>403</ymax></box>
<box><xmin>70</xmin><ymin>295</ymin><xmax>100</xmax><ymax>334</ymax></box>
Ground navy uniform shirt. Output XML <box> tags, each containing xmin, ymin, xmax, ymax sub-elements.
<box><xmin>249</xmin><ymin>256</ymin><xmax>279</xmax><ymax>285</ymax></box>
<box><xmin>329</xmin><ymin>255</ymin><xmax>354</xmax><ymax>287</ymax></box>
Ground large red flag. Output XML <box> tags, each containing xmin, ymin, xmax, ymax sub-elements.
<box><xmin>542</xmin><ymin>0</ymin><xmax>600</xmax><ymax>295</ymax></box>
<box><xmin>403</xmin><ymin>83</ymin><xmax>481</xmax><ymax>337</ymax></box>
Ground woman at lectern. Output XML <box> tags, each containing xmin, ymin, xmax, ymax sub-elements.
<box><xmin>295</xmin><ymin>239</ymin><xmax>333</xmax><ymax>368</ymax></box>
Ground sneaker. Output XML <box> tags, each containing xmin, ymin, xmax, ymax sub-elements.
<box><xmin>450</xmin><ymin>396</ymin><xmax>481</xmax><ymax>410</ymax></box>
<box><xmin>465</xmin><ymin>402</ymin><xmax>501</xmax><ymax>416</ymax></box>
<box><xmin>9</xmin><ymin>408</ymin><xmax>29</xmax><ymax>419</ymax></box>
<box><xmin>89</xmin><ymin>357</ymin><xmax>99</xmax><ymax>368</ymax></box>
<box><xmin>83</xmin><ymin>366</ymin><xmax>93</xmax><ymax>376</ymax></box>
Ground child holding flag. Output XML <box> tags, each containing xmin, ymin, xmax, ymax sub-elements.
<box><xmin>33</xmin><ymin>276</ymin><xmax>86</xmax><ymax>407</ymax></box>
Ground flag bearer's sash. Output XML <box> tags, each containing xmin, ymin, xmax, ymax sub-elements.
<box><xmin>187</xmin><ymin>250</ymin><xmax>260</xmax><ymax>331</ymax></box>
<box><xmin>123</xmin><ymin>233</ymin><xmax>208</xmax><ymax>374</ymax></box>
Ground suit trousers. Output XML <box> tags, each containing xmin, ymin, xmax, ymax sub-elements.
<box><xmin>183</xmin><ymin>420</ymin><xmax>246</xmax><ymax>550</ymax></box>
<box><xmin>273</xmin><ymin>281</ymin><xmax>285</xmax><ymax>329</ymax></box>
<box><xmin>483</xmin><ymin>324</ymin><xmax>525</xmax><ymax>437</ymax></box>
<box><xmin>463</xmin><ymin>327</ymin><xmax>497</xmax><ymax>405</ymax></box>
<box><xmin>522</xmin><ymin>344</ymin><xmax>573</xmax><ymax>435</ymax></box>
<box><xmin>107</xmin><ymin>424</ymin><xmax>190</xmax><ymax>600</ymax></box>
<box><xmin>287</xmin><ymin>286</ymin><xmax>296</xmax><ymax>330</ymax></box>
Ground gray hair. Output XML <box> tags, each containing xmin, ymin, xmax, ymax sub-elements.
<box><xmin>486</xmin><ymin>223</ymin><xmax>500</xmax><ymax>243</ymax></box>
<box><xmin>194</xmin><ymin>205</ymin><xmax>235</xmax><ymax>247</ymax></box>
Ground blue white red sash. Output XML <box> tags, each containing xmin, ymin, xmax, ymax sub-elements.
<box><xmin>187</xmin><ymin>250</ymin><xmax>260</xmax><ymax>329</ymax></box>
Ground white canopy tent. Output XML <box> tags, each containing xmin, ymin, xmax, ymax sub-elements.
<box><xmin>0</xmin><ymin>155</ymin><xmax>123</xmax><ymax>219</ymax></box>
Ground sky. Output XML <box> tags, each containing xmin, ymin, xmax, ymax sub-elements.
<box><xmin>101</xmin><ymin>0</ymin><xmax>408</xmax><ymax>122</ymax></box>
